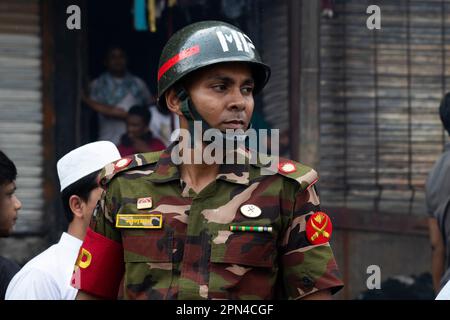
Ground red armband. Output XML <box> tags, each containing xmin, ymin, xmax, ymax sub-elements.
<box><xmin>71</xmin><ymin>228</ymin><xmax>124</xmax><ymax>299</ymax></box>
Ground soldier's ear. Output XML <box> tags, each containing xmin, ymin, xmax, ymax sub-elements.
<box><xmin>165</xmin><ymin>88</ymin><xmax>183</xmax><ymax>116</ymax></box>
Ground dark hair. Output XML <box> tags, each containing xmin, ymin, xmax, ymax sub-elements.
<box><xmin>128</xmin><ymin>105</ymin><xmax>152</xmax><ymax>126</ymax></box>
<box><xmin>60</xmin><ymin>169</ymin><xmax>100</xmax><ymax>223</ymax></box>
<box><xmin>0</xmin><ymin>150</ymin><xmax>17</xmax><ymax>186</ymax></box>
<box><xmin>104</xmin><ymin>45</ymin><xmax>127</xmax><ymax>59</ymax></box>
<box><xmin>440</xmin><ymin>93</ymin><xmax>450</xmax><ymax>136</ymax></box>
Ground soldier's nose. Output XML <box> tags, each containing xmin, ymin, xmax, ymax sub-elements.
<box><xmin>227</xmin><ymin>91</ymin><xmax>246</xmax><ymax>111</ymax></box>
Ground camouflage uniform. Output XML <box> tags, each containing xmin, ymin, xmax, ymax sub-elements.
<box><xmin>91</xmin><ymin>143</ymin><xmax>344</xmax><ymax>300</ymax></box>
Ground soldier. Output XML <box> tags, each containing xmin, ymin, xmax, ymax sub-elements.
<box><xmin>74</xmin><ymin>21</ymin><xmax>344</xmax><ymax>300</ymax></box>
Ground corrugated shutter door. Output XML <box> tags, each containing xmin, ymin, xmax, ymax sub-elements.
<box><xmin>0</xmin><ymin>0</ymin><xmax>43</xmax><ymax>233</ymax></box>
<box><xmin>319</xmin><ymin>0</ymin><xmax>449</xmax><ymax>215</ymax></box>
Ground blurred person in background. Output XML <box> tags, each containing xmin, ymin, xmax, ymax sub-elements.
<box><xmin>83</xmin><ymin>46</ymin><xmax>154</xmax><ymax>145</ymax></box>
<box><xmin>117</xmin><ymin>105</ymin><xmax>166</xmax><ymax>157</ymax></box>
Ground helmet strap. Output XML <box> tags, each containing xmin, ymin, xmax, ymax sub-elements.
<box><xmin>176</xmin><ymin>87</ymin><xmax>213</xmax><ymax>149</ymax></box>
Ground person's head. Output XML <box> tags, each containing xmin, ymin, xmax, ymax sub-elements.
<box><xmin>126</xmin><ymin>105</ymin><xmax>151</xmax><ymax>139</ymax></box>
<box><xmin>104</xmin><ymin>45</ymin><xmax>127</xmax><ymax>77</ymax></box>
<box><xmin>440</xmin><ymin>92</ymin><xmax>450</xmax><ymax>136</ymax></box>
<box><xmin>157</xmin><ymin>21</ymin><xmax>270</xmax><ymax>132</ymax></box>
<box><xmin>0</xmin><ymin>151</ymin><xmax>22</xmax><ymax>237</ymax></box>
<box><xmin>57</xmin><ymin>141</ymin><xmax>121</xmax><ymax>232</ymax></box>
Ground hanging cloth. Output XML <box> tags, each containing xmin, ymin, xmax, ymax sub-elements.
<box><xmin>133</xmin><ymin>0</ymin><xmax>148</xmax><ymax>31</ymax></box>
<box><xmin>148</xmin><ymin>0</ymin><xmax>156</xmax><ymax>32</ymax></box>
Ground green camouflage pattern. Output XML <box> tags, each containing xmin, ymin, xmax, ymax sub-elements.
<box><xmin>91</xmin><ymin>144</ymin><xmax>344</xmax><ymax>300</ymax></box>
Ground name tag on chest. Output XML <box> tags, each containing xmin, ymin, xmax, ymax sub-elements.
<box><xmin>116</xmin><ymin>214</ymin><xmax>163</xmax><ymax>229</ymax></box>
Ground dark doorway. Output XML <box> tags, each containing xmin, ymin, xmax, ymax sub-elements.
<box><xmin>85</xmin><ymin>0</ymin><xmax>228</xmax><ymax>96</ymax></box>
<box><xmin>84</xmin><ymin>0</ymin><xmax>254</xmax><ymax>142</ymax></box>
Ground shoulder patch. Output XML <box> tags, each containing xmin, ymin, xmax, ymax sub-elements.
<box><xmin>100</xmin><ymin>151</ymin><xmax>164</xmax><ymax>187</ymax></box>
<box><xmin>251</xmin><ymin>155</ymin><xmax>318</xmax><ymax>191</ymax></box>
<box><xmin>276</xmin><ymin>157</ymin><xmax>318</xmax><ymax>190</ymax></box>
<box><xmin>278</xmin><ymin>161</ymin><xmax>297</xmax><ymax>174</ymax></box>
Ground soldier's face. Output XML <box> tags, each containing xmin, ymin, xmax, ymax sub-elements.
<box><xmin>184</xmin><ymin>62</ymin><xmax>255</xmax><ymax>131</ymax></box>
<box><xmin>0</xmin><ymin>181</ymin><xmax>22</xmax><ymax>237</ymax></box>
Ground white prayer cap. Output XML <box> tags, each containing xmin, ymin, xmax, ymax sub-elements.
<box><xmin>57</xmin><ymin>141</ymin><xmax>121</xmax><ymax>192</ymax></box>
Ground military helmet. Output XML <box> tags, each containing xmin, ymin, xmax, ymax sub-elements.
<box><xmin>157</xmin><ymin>20</ymin><xmax>271</xmax><ymax>109</ymax></box>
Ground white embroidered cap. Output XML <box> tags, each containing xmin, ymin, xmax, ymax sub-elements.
<box><xmin>57</xmin><ymin>141</ymin><xmax>121</xmax><ymax>191</ymax></box>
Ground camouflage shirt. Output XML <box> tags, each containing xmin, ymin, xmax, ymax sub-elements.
<box><xmin>91</xmin><ymin>143</ymin><xmax>344</xmax><ymax>299</ymax></box>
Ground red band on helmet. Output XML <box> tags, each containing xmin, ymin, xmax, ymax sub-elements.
<box><xmin>158</xmin><ymin>45</ymin><xmax>200</xmax><ymax>80</ymax></box>
<box><xmin>71</xmin><ymin>228</ymin><xmax>124</xmax><ymax>299</ymax></box>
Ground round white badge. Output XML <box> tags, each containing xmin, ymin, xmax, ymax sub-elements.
<box><xmin>240</xmin><ymin>204</ymin><xmax>262</xmax><ymax>218</ymax></box>
<box><xmin>280</xmin><ymin>162</ymin><xmax>296</xmax><ymax>174</ymax></box>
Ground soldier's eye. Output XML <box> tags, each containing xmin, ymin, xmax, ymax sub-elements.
<box><xmin>212</xmin><ymin>84</ymin><xmax>227</xmax><ymax>92</ymax></box>
<box><xmin>241</xmin><ymin>86</ymin><xmax>254</xmax><ymax>94</ymax></box>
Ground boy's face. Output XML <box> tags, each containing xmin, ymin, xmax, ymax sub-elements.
<box><xmin>0</xmin><ymin>181</ymin><xmax>22</xmax><ymax>237</ymax></box>
<box><xmin>81</xmin><ymin>187</ymin><xmax>103</xmax><ymax>223</ymax></box>
<box><xmin>183</xmin><ymin>62</ymin><xmax>255</xmax><ymax>132</ymax></box>
<box><xmin>126</xmin><ymin>115</ymin><xmax>149</xmax><ymax>139</ymax></box>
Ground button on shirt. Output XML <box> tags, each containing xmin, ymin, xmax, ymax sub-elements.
<box><xmin>6</xmin><ymin>232</ymin><xmax>82</xmax><ymax>300</ymax></box>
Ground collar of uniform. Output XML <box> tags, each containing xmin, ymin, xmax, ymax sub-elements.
<box><xmin>216</xmin><ymin>147</ymin><xmax>251</xmax><ymax>185</ymax></box>
<box><xmin>147</xmin><ymin>142</ymin><xmax>252</xmax><ymax>186</ymax></box>
<box><xmin>146</xmin><ymin>142</ymin><xmax>180</xmax><ymax>184</ymax></box>
<box><xmin>216</xmin><ymin>163</ymin><xmax>250</xmax><ymax>185</ymax></box>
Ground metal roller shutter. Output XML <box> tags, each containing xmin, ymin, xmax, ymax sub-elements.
<box><xmin>319</xmin><ymin>0</ymin><xmax>450</xmax><ymax>215</ymax></box>
<box><xmin>0</xmin><ymin>0</ymin><xmax>43</xmax><ymax>233</ymax></box>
